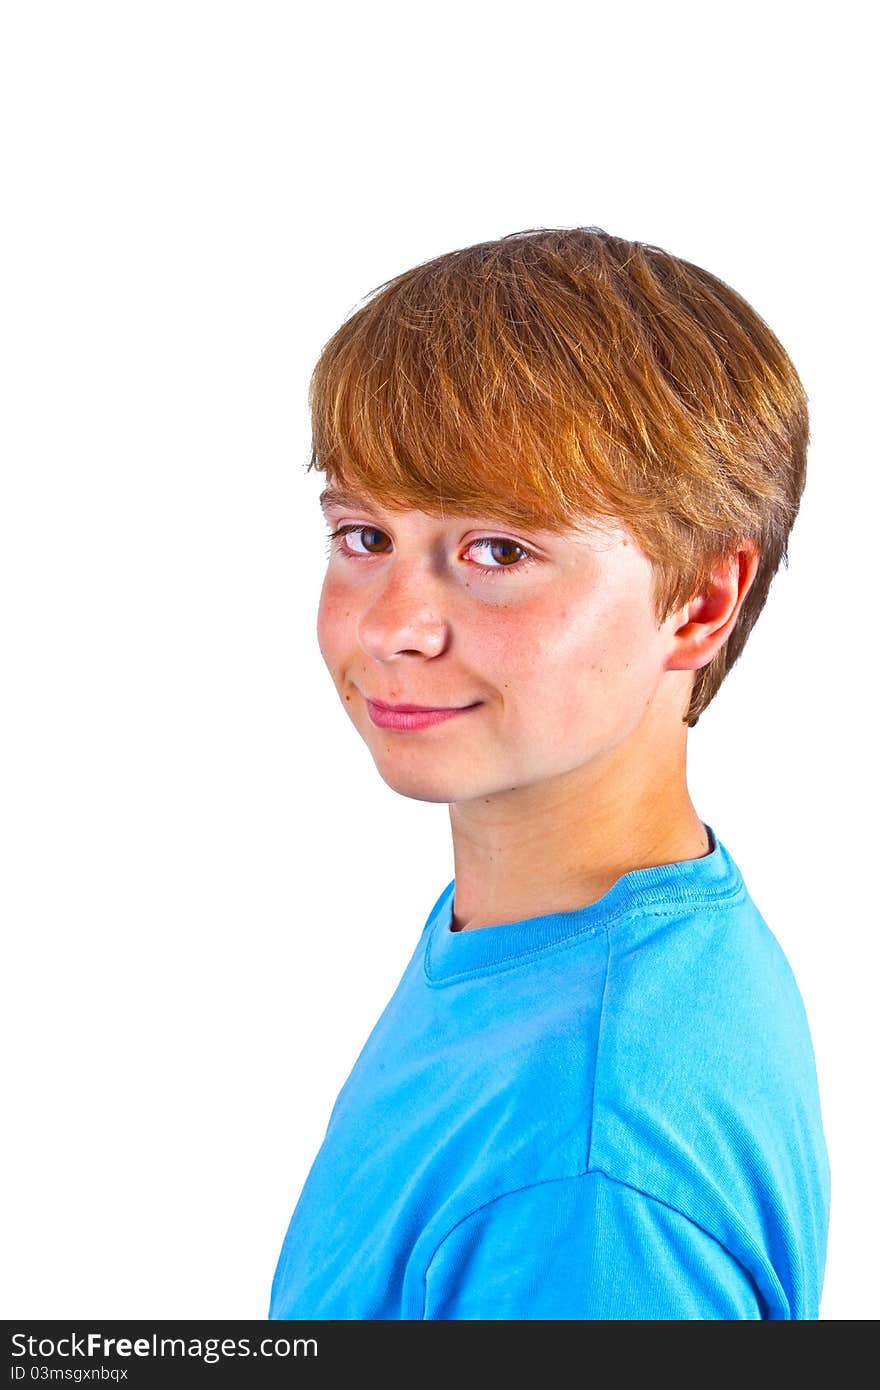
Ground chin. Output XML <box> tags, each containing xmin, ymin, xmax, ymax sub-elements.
<box><xmin>370</xmin><ymin>757</ymin><xmax>481</xmax><ymax>806</ymax></box>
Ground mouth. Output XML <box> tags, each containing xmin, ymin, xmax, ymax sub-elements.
<box><xmin>364</xmin><ymin>697</ymin><xmax>482</xmax><ymax>732</ymax></box>
<box><xmin>368</xmin><ymin>698</ymin><xmax>478</xmax><ymax>713</ymax></box>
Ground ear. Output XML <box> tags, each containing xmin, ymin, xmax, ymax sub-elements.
<box><xmin>665</xmin><ymin>541</ymin><xmax>761</xmax><ymax>673</ymax></box>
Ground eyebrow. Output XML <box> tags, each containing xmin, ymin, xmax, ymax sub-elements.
<box><xmin>318</xmin><ymin>487</ymin><xmax>377</xmax><ymax>516</ymax></box>
<box><xmin>317</xmin><ymin>486</ymin><xmax>575</xmax><ymax>541</ymax></box>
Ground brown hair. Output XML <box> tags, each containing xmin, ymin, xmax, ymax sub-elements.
<box><xmin>306</xmin><ymin>226</ymin><xmax>809</xmax><ymax>726</ymax></box>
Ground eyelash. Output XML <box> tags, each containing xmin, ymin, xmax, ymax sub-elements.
<box><xmin>324</xmin><ymin>524</ymin><xmax>536</xmax><ymax>578</ymax></box>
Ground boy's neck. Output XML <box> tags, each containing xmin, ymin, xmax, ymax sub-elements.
<box><xmin>447</xmin><ymin>731</ymin><xmax>707</xmax><ymax>934</ymax></box>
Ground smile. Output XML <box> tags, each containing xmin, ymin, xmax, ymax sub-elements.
<box><xmin>365</xmin><ymin>699</ymin><xmax>482</xmax><ymax>731</ymax></box>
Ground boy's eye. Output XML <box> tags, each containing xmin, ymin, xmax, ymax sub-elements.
<box><xmin>331</xmin><ymin>525</ymin><xmax>390</xmax><ymax>555</ymax></box>
<box><xmin>325</xmin><ymin>525</ymin><xmax>535</xmax><ymax>577</ymax></box>
<box><xmin>466</xmin><ymin>537</ymin><xmax>529</xmax><ymax>570</ymax></box>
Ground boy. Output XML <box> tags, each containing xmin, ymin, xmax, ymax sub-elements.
<box><xmin>269</xmin><ymin>227</ymin><xmax>830</xmax><ymax>1319</ymax></box>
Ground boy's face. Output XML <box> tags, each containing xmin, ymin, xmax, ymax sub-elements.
<box><xmin>316</xmin><ymin>492</ymin><xmax>693</xmax><ymax>806</ymax></box>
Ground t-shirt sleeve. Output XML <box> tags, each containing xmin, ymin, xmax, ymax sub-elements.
<box><xmin>422</xmin><ymin>1170</ymin><xmax>765</xmax><ymax>1319</ymax></box>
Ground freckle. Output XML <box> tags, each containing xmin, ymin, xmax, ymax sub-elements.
<box><xmin>345</xmin><ymin>695</ymin><xmax>351</xmax><ymax>702</ymax></box>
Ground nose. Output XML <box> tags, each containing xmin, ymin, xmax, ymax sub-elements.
<box><xmin>357</xmin><ymin>558</ymin><xmax>450</xmax><ymax>661</ymax></box>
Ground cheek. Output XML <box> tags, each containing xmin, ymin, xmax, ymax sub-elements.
<box><xmin>316</xmin><ymin>574</ymin><xmax>351</xmax><ymax>668</ymax></box>
<box><xmin>466</xmin><ymin>596</ymin><xmax>611</xmax><ymax>678</ymax></box>
<box><xmin>477</xmin><ymin>593</ymin><xmax>658</xmax><ymax>718</ymax></box>
<box><xmin>460</xmin><ymin>600</ymin><xmax>553</xmax><ymax>680</ymax></box>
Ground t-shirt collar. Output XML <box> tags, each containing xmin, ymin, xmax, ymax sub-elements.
<box><xmin>423</xmin><ymin>823</ymin><xmax>743</xmax><ymax>985</ymax></box>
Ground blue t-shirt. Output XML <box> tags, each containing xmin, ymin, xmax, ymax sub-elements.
<box><xmin>270</xmin><ymin>825</ymin><xmax>830</xmax><ymax>1319</ymax></box>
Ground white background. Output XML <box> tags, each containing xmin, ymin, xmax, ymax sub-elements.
<box><xmin>2</xmin><ymin>1</ymin><xmax>876</xmax><ymax>1321</ymax></box>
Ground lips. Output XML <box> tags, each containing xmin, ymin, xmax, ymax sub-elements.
<box><xmin>368</xmin><ymin>698</ymin><xmax>474</xmax><ymax>713</ymax></box>
<box><xmin>364</xmin><ymin>697</ymin><xmax>482</xmax><ymax>731</ymax></box>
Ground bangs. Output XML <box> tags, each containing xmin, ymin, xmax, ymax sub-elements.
<box><xmin>307</xmin><ymin>230</ymin><xmax>732</xmax><ymax>533</ymax></box>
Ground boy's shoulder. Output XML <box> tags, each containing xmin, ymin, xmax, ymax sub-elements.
<box><xmin>599</xmin><ymin>849</ymin><xmax>810</xmax><ymax>1070</ymax></box>
<box><xmin>587</xmin><ymin>850</ymin><xmax>828</xmax><ymax>1294</ymax></box>
<box><xmin>594</xmin><ymin>845</ymin><xmax>818</xmax><ymax>1126</ymax></box>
